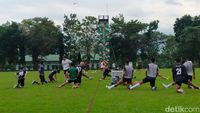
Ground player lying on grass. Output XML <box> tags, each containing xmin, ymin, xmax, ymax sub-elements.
<box><xmin>48</xmin><ymin>68</ymin><xmax>60</xmax><ymax>83</ymax></box>
<box><xmin>128</xmin><ymin>58</ymin><xmax>159</xmax><ymax>91</ymax></box>
<box><xmin>14</xmin><ymin>67</ymin><xmax>26</xmax><ymax>88</ymax></box>
<box><xmin>76</xmin><ymin>62</ymin><xmax>92</xmax><ymax>86</ymax></box>
<box><xmin>58</xmin><ymin>63</ymin><xmax>78</xmax><ymax>88</ymax></box>
<box><xmin>106</xmin><ymin>59</ymin><xmax>133</xmax><ymax>90</ymax></box>
<box><xmin>163</xmin><ymin>58</ymin><xmax>199</xmax><ymax>93</ymax></box>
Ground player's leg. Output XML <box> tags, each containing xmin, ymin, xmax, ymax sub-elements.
<box><xmin>21</xmin><ymin>78</ymin><xmax>25</xmax><ymax>87</ymax></box>
<box><xmin>175</xmin><ymin>82</ymin><xmax>184</xmax><ymax>93</ymax></box>
<box><xmin>76</xmin><ymin>76</ymin><xmax>82</xmax><ymax>86</ymax></box>
<box><xmin>58</xmin><ymin>80</ymin><xmax>69</xmax><ymax>88</ymax></box>
<box><xmin>150</xmin><ymin>78</ymin><xmax>156</xmax><ymax>90</ymax></box>
<box><xmin>187</xmin><ymin>76</ymin><xmax>193</xmax><ymax>88</ymax></box>
<box><xmin>129</xmin><ymin>77</ymin><xmax>148</xmax><ymax>90</ymax></box>
<box><xmin>187</xmin><ymin>80</ymin><xmax>200</xmax><ymax>89</ymax></box>
<box><xmin>107</xmin><ymin>79</ymin><xmax>124</xmax><ymax>89</ymax></box>
<box><xmin>162</xmin><ymin>82</ymin><xmax>175</xmax><ymax>88</ymax></box>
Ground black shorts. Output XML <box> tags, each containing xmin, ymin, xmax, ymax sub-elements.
<box><xmin>123</xmin><ymin>78</ymin><xmax>132</xmax><ymax>84</ymax></box>
<box><xmin>39</xmin><ymin>75</ymin><xmax>46</xmax><ymax>83</ymax></box>
<box><xmin>18</xmin><ymin>78</ymin><xmax>25</xmax><ymax>86</ymax></box>
<box><xmin>175</xmin><ymin>78</ymin><xmax>188</xmax><ymax>86</ymax></box>
<box><xmin>76</xmin><ymin>76</ymin><xmax>82</xmax><ymax>84</ymax></box>
<box><xmin>188</xmin><ymin>76</ymin><xmax>192</xmax><ymax>81</ymax></box>
<box><xmin>142</xmin><ymin>76</ymin><xmax>156</xmax><ymax>87</ymax></box>
<box><xmin>68</xmin><ymin>79</ymin><xmax>78</xmax><ymax>84</ymax></box>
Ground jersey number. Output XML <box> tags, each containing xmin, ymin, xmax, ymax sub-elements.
<box><xmin>176</xmin><ymin>68</ymin><xmax>182</xmax><ymax>75</ymax></box>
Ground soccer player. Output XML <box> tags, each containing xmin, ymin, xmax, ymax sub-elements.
<box><xmin>167</xmin><ymin>58</ymin><xmax>199</xmax><ymax>93</ymax></box>
<box><xmin>32</xmin><ymin>61</ymin><xmax>47</xmax><ymax>85</ymax></box>
<box><xmin>48</xmin><ymin>68</ymin><xmax>59</xmax><ymax>82</ymax></box>
<box><xmin>129</xmin><ymin>58</ymin><xmax>159</xmax><ymax>91</ymax></box>
<box><xmin>62</xmin><ymin>56</ymin><xmax>72</xmax><ymax>80</ymax></box>
<box><xmin>100</xmin><ymin>60</ymin><xmax>111</xmax><ymax>80</ymax></box>
<box><xmin>107</xmin><ymin>60</ymin><xmax>133</xmax><ymax>90</ymax></box>
<box><xmin>76</xmin><ymin>62</ymin><xmax>92</xmax><ymax>86</ymax></box>
<box><xmin>58</xmin><ymin>63</ymin><xmax>78</xmax><ymax>88</ymax></box>
<box><xmin>183</xmin><ymin>58</ymin><xmax>195</xmax><ymax>88</ymax></box>
<box><xmin>14</xmin><ymin>67</ymin><xmax>26</xmax><ymax>88</ymax></box>
<box><xmin>163</xmin><ymin>58</ymin><xmax>195</xmax><ymax>89</ymax></box>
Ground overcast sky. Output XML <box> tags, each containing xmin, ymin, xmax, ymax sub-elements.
<box><xmin>0</xmin><ymin>0</ymin><xmax>200</xmax><ymax>34</ymax></box>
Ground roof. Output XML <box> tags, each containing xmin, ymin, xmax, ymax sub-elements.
<box><xmin>25</xmin><ymin>54</ymin><xmax>59</xmax><ymax>62</ymax></box>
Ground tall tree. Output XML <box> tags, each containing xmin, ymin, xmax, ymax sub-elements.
<box><xmin>78</xmin><ymin>16</ymin><xmax>98</xmax><ymax>61</ymax></box>
<box><xmin>21</xmin><ymin>17</ymin><xmax>60</xmax><ymax>70</ymax></box>
<box><xmin>63</xmin><ymin>14</ymin><xmax>81</xmax><ymax>62</ymax></box>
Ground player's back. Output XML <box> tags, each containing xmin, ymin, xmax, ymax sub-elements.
<box><xmin>68</xmin><ymin>67</ymin><xmax>78</xmax><ymax>80</ymax></box>
<box><xmin>183</xmin><ymin>61</ymin><xmax>193</xmax><ymax>76</ymax></box>
<box><xmin>124</xmin><ymin>65</ymin><xmax>132</xmax><ymax>79</ymax></box>
<box><xmin>172</xmin><ymin>64</ymin><xmax>187</xmax><ymax>81</ymax></box>
<box><xmin>147</xmin><ymin>63</ymin><xmax>158</xmax><ymax>78</ymax></box>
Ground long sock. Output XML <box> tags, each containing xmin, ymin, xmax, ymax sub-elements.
<box><xmin>166</xmin><ymin>83</ymin><xmax>173</xmax><ymax>88</ymax></box>
<box><xmin>130</xmin><ymin>83</ymin><xmax>140</xmax><ymax>89</ymax></box>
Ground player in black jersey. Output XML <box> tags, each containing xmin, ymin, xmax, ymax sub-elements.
<box><xmin>172</xmin><ymin>58</ymin><xmax>199</xmax><ymax>93</ymax></box>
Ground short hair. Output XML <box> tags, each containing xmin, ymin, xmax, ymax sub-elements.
<box><xmin>125</xmin><ymin>59</ymin><xmax>129</xmax><ymax>64</ymax></box>
<box><xmin>175</xmin><ymin>57</ymin><xmax>181</xmax><ymax>63</ymax></box>
<box><xmin>151</xmin><ymin>58</ymin><xmax>155</xmax><ymax>62</ymax></box>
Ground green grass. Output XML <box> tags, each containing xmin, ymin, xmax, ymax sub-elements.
<box><xmin>0</xmin><ymin>69</ymin><xmax>200</xmax><ymax>113</ymax></box>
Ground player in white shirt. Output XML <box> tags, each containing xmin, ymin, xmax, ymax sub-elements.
<box><xmin>183</xmin><ymin>58</ymin><xmax>195</xmax><ymax>88</ymax></box>
<box><xmin>62</xmin><ymin>56</ymin><xmax>72</xmax><ymax>80</ymax></box>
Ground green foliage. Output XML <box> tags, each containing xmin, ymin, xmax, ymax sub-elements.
<box><xmin>21</xmin><ymin>17</ymin><xmax>60</xmax><ymax>70</ymax></box>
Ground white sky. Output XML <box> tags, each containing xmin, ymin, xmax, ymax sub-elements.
<box><xmin>0</xmin><ymin>0</ymin><xmax>200</xmax><ymax>34</ymax></box>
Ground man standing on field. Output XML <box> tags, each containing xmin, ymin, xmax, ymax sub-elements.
<box><xmin>62</xmin><ymin>55</ymin><xmax>72</xmax><ymax>80</ymax></box>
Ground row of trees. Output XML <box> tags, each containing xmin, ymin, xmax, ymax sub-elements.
<box><xmin>0</xmin><ymin>14</ymin><xmax>200</xmax><ymax>70</ymax></box>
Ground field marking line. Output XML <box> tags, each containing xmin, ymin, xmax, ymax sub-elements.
<box><xmin>86</xmin><ymin>80</ymin><xmax>100</xmax><ymax>113</ymax></box>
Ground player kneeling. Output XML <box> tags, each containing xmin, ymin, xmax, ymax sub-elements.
<box><xmin>76</xmin><ymin>62</ymin><xmax>92</xmax><ymax>87</ymax></box>
<box><xmin>172</xmin><ymin>58</ymin><xmax>199</xmax><ymax>93</ymax></box>
<box><xmin>58</xmin><ymin>63</ymin><xmax>78</xmax><ymax>88</ymax></box>
<box><xmin>14</xmin><ymin>67</ymin><xmax>26</xmax><ymax>88</ymax></box>
<box><xmin>107</xmin><ymin>60</ymin><xmax>133</xmax><ymax>90</ymax></box>
<box><xmin>48</xmin><ymin>68</ymin><xmax>59</xmax><ymax>83</ymax></box>
<box><xmin>128</xmin><ymin>58</ymin><xmax>159</xmax><ymax>91</ymax></box>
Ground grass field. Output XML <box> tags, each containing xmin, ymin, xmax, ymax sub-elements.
<box><xmin>0</xmin><ymin>69</ymin><xmax>200</xmax><ymax>113</ymax></box>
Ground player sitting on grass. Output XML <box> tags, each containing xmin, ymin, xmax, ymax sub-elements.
<box><xmin>58</xmin><ymin>63</ymin><xmax>78</xmax><ymax>88</ymax></box>
<box><xmin>128</xmin><ymin>58</ymin><xmax>159</xmax><ymax>91</ymax></box>
<box><xmin>106</xmin><ymin>59</ymin><xmax>133</xmax><ymax>90</ymax></box>
<box><xmin>76</xmin><ymin>62</ymin><xmax>92</xmax><ymax>86</ymax></box>
<box><xmin>32</xmin><ymin>61</ymin><xmax>47</xmax><ymax>85</ymax></box>
<box><xmin>48</xmin><ymin>68</ymin><xmax>59</xmax><ymax>83</ymax></box>
<box><xmin>164</xmin><ymin>58</ymin><xmax>199</xmax><ymax>93</ymax></box>
<box><xmin>14</xmin><ymin>67</ymin><xmax>26</xmax><ymax>88</ymax></box>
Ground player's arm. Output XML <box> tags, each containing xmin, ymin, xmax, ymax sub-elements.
<box><xmin>172</xmin><ymin>67</ymin><xmax>175</xmax><ymax>82</ymax></box>
<box><xmin>145</xmin><ymin>65</ymin><xmax>149</xmax><ymax>76</ymax></box>
<box><xmin>193</xmin><ymin>63</ymin><xmax>195</xmax><ymax>79</ymax></box>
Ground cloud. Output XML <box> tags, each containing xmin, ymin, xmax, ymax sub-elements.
<box><xmin>0</xmin><ymin>0</ymin><xmax>200</xmax><ymax>34</ymax></box>
<box><xmin>165</xmin><ymin>0</ymin><xmax>183</xmax><ymax>6</ymax></box>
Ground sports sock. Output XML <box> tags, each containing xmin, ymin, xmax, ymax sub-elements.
<box><xmin>130</xmin><ymin>83</ymin><xmax>140</xmax><ymax>89</ymax></box>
